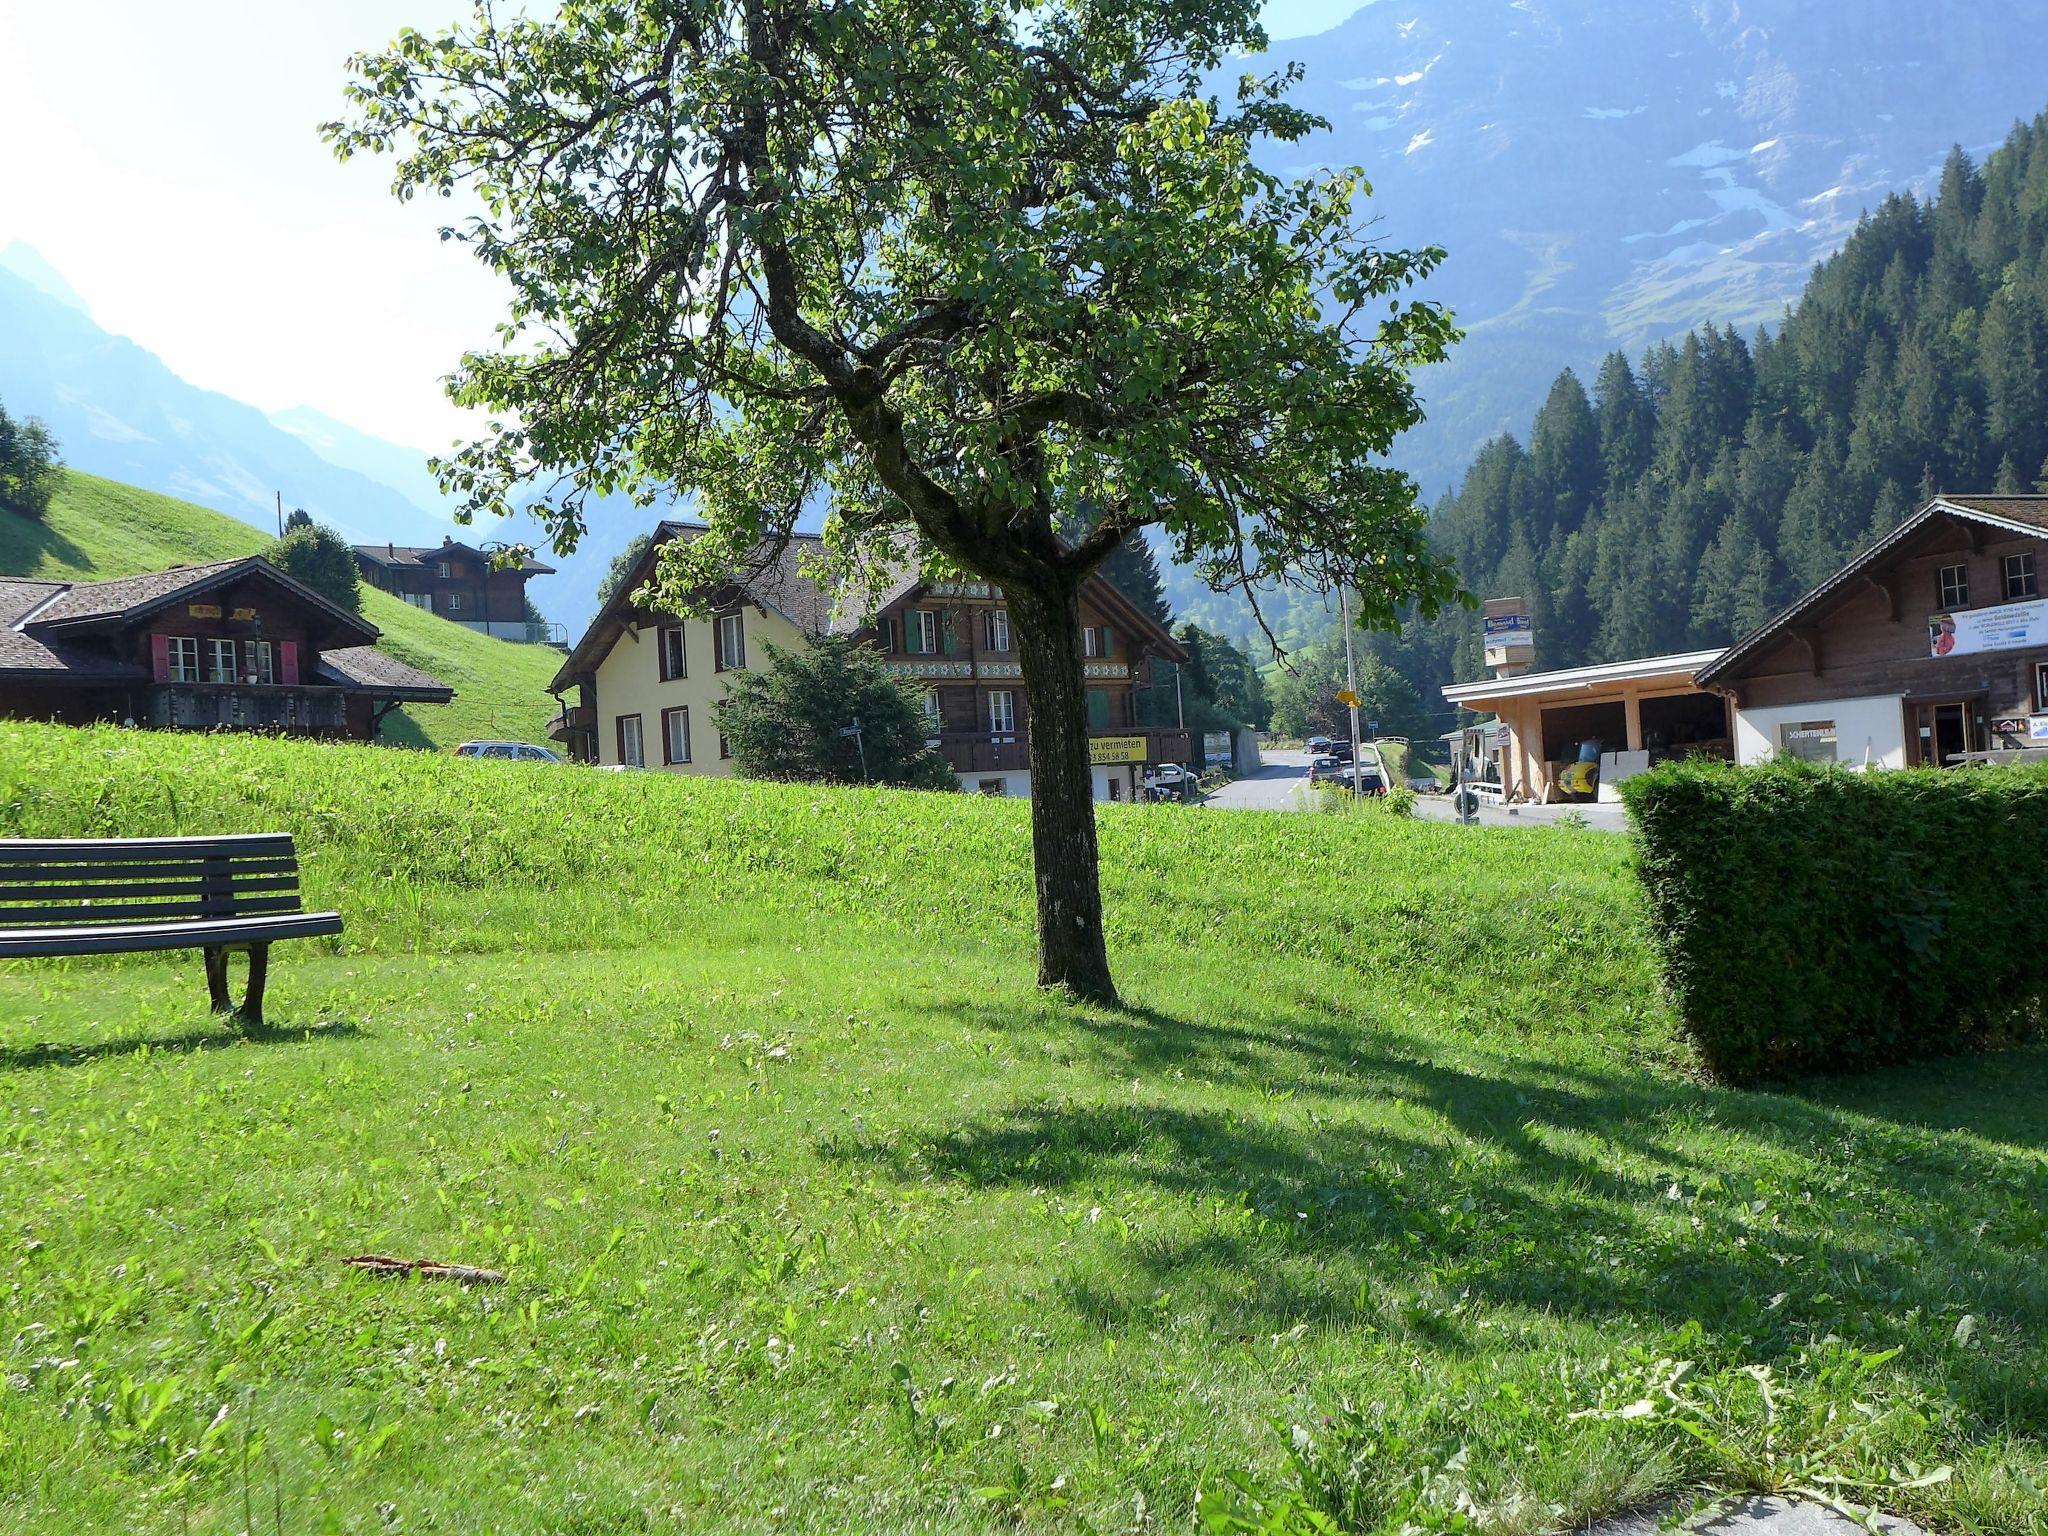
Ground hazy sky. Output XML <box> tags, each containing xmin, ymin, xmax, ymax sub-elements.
<box><xmin>0</xmin><ymin>0</ymin><xmax>1358</xmax><ymax>454</ymax></box>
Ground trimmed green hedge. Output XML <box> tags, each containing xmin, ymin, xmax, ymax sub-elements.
<box><xmin>1621</xmin><ymin>759</ymin><xmax>2048</xmax><ymax>1081</ymax></box>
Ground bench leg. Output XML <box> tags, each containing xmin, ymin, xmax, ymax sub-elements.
<box><xmin>238</xmin><ymin>943</ymin><xmax>271</xmax><ymax>1027</ymax></box>
<box><xmin>203</xmin><ymin>946</ymin><xmax>233</xmax><ymax>1013</ymax></box>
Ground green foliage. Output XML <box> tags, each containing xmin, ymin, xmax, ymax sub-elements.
<box><xmin>595</xmin><ymin>531</ymin><xmax>652</xmax><ymax>608</ymax></box>
<box><xmin>283</xmin><ymin>506</ymin><xmax>314</xmax><ymax>533</ymax></box>
<box><xmin>1163</xmin><ymin>623</ymin><xmax>1269</xmax><ymax>731</ymax></box>
<box><xmin>263</xmin><ymin>520</ymin><xmax>363</xmax><ymax>615</ymax></box>
<box><xmin>1379</xmin><ymin>108</ymin><xmax>2048</xmax><ymax>705</ymax></box>
<box><xmin>715</xmin><ymin>635</ymin><xmax>959</xmax><ymax>790</ymax></box>
<box><xmin>0</xmin><ymin>394</ymin><xmax>63</xmax><ymax>520</ymax></box>
<box><xmin>1269</xmin><ymin>645</ymin><xmax>1423</xmax><ymax>742</ymax></box>
<box><xmin>0</xmin><ymin>469</ymin><xmax>561</xmax><ymax>748</ymax></box>
<box><xmin>1</xmin><ymin>721</ymin><xmax>2044</xmax><ymax>1534</ymax></box>
<box><xmin>1623</xmin><ymin>759</ymin><xmax>2048</xmax><ymax>1081</ymax></box>
<box><xmin>1101</xmin><ymin>531</ymin><xmax>1174</xmax><ymax>632</ymax></box>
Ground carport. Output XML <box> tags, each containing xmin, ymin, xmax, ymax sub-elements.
<box><xmin>1441</xmin><ymin>649</ymin><xmax>1732</xmax><ymax>803</ymax></box>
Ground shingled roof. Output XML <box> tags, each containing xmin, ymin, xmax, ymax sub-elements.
<box><xmin>317</xmin><ymin>646</ymin><xmax>455</xmax><ymax>700</ymax></box>
<box><xmin>0</xmin><ymin>578</ymin><xmax>146</xmax><ymax>679</ymax></box>
<box><xmin>1697</xmin><ymin>495</ymin><xmax>2048</xmax><ymax>688</ymax></box>
<box><xmin>24</xmin><ymin>556</ymin><xmax>381</xmax><ymax>648</ymax></box>
<box><xmin>353</xmin><ymin>539</ymin><xmax>555</xmax><ymax>575</ymax></box>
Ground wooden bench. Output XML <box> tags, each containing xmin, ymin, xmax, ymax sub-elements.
<box><xmin>0</xmin><ymin>835</ymin><xmax>342</xmax><ymax>1026</ymax></box>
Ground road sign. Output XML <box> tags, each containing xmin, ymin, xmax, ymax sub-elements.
<box><xmin>1335</xmin><ymin>689</ymin><xmax>1360</xmax><ymax>707</ymax></box>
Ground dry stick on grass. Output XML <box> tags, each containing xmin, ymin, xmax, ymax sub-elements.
<box><xmin>341</xmin><ymin>1254</ymin><xmax>506</xmax><ymax>1285</ymax></box>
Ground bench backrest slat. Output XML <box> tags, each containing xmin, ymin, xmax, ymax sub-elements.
<box><xmin>0</xmin><ymin>835</ymin><xmax>307</xmax><ymax>931</ymax></box>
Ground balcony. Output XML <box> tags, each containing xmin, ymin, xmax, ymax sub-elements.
<box><xmin>451</xmin><ymin>619</ymin><xmax>569</xmax><ymax>647</ymax></box>
<box><xmin>931</xmin><ymin>727</ymin><xmax>1193</xmax><ymax>777</ymax></box>
<box><xmin>547</xmin><ymin>703</ymin><xmax>596</xmax><ymax>742</ymax></box>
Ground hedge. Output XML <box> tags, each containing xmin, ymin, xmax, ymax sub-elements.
<box><xmin>1620</xmin><ymin>759</ymin><xmax>2048</xmax><ymax>1082</ymax></box>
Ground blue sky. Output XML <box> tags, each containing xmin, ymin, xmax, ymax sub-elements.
<box><xmin>0</xmin><ymin>0</ymin><xmax>1362</xmax><ymax>453</ymax></box>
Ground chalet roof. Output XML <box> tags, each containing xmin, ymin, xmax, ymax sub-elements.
<box><xmin>316</xmin><ymin>645</ymin><xmax>455</xmax><ymax>701</ymax></box>
<box><xmin>25</xmin><ymin>556</ymin><xmax>381</xmax><ymax>648</ymax></box>
<box><xmin>353</xmin><ymin>539</ymin><xmax>555</xmax><ymax>575</ymax></box>
<box><xmin>0</xmin><ymin>578</ymin><xmax>145</xmax><ymax>679</ymax></box>
<box><xmin>1696</xmin><ymin>495</ymin><xmax>2048</xmax><ymax>688</ymax></box>
<box><xmin>1442</xmin><ymin>648</ymin><xmax>1726</xmax><ymax>706</ymax></box>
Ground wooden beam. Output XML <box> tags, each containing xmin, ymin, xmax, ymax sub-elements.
<box><xmin>1788</xmin><ymin>628</ymin><xmax>1822</xmax><ymax>676</ymax></box>
<box><xmin>1861</xmin><ymin>571</ymin><xmax>1902</xmax><ymax>623</ymax></box>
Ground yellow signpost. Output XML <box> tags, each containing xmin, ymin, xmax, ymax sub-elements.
<box><xmin>1088</xmin><ymin>736</ymin><xmax>1147</xmax><ymax>765</ymax></box>
<box><xmin>1335</xmin><ymin>689</ymin><xmax>1360</xmax><ymax>708</ymax></box>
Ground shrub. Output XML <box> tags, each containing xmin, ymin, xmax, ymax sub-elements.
<box><xmin>263</xmin><ymin>522</ymin><xmax>362</xmax><ymax>614</ymax></box>
<box><xmin>714</xmin><ymin>635</ymin><xmax>958</xmax><ymax>790</ymax></box>
<box><xmin>1621</xmin><ymin>759</ymin><xmax>2048</xmax><ymax>1081</ymax></box>
<box><xmin>0</xmin><ymin>400</ymin><xmax>62</xmax><ymax>520</ymax></box>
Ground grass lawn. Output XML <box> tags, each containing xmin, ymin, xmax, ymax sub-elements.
<box><xmin>0</xmin><ymin>473</ymin><xmax>565</xmax><ymax>749</ymax></box>
<box><xmin>1</xmin><ymin>723</ymin><xmax>2043</xmax><ymax>1535</ymax></box>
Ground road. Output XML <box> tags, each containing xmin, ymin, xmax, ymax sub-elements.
<box><xmin>1202</xmin><ymin>745</ymin><xmax>1388</xmax><ymax>811</ymax></box>
<box><xmin>1202</xmin><ymin>747</ymin><xmax>1313</xmax><ymax>809</ymax></box>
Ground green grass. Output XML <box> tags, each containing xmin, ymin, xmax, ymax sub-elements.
<box><xmin>0</xmin><ymin>471</ymin><xmax>564</xmax><ymax>749</ymax></box>
<box><xmin>1</xmin><ymin>721</ymin><xmax>2043</xmax><ymax>1536</ymax></box>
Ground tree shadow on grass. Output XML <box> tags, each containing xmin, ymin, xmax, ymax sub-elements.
<box><xmin>827</xmin><ymin>991</ymin><xmax>2048</xmax><ymax>1430</ymax></box>
<box><xmin>0</xmin><ymin>1017</ymin><xmax>361</xmax><ymax>1072</ymax></box>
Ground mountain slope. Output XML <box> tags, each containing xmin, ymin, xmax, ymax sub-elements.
<box><xmin>0</xmin><ymin>471</ymin><xmax>563</xmax><ymax>750</ymax></box>
<box><xmin>1276</xmin><ymin>0</ymin><xmax>2048</xmax><ymax>496</ymax></box>
<box><xmin>0</xmin><ymin>260</ymin><xmax>456</xmax><ymax>549</ymax></box>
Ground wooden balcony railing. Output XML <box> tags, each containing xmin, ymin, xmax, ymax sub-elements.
<box><xmin>931</xmin><ymin>727</ymin><xmax>1193</xmax><ymax>776</ymax></box>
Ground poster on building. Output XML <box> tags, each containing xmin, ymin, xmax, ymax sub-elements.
<box><xmin>1088</xmin><ymin>736</ymin><xmax>1147</xmax><ymax>765</ymax></box>
<box><xmin>1202</xmin><ymin>731</ymin><xmax>1233</xmax><ymax>766</ymax></box>
<box><xmin>1928</xmin><ymin>597</ymin><xmax>2048</xmax><ymax>658</ymax></box>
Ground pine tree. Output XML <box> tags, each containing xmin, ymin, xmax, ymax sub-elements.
<box><xmin>1097</xmin><ymin>532</ymin><xmax>1173</xmax><ymax>632</ymax></box>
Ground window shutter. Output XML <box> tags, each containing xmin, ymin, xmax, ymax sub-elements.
<box><xmin>1100</xmin><ymin>626</ymin><xmax>1113</xmax><ymax>658</ymax></box>
<box><xmin>941</xmin><ymin>610</ymin><xmax>957</xmax><ymax>655</ymax></box>
<box><xmin>279</xmin><ymin>641</ymin><xmax>300</xmax><ymax>686</ymax></box>
<box><xmin>150</xmin><ymin>634</ymin><xmax>170</xmax><ymax>682</ymax></box>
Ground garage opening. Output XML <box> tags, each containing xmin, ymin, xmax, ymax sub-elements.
<box><xmin>1539</xmin><ymin>700</ymin><xmax>1627</xmax><ymax>764</ymax></box>
<box><xmin>1639</xmin><ymin>691</ymin><xmax>1730</xmax><ymax>758</ymax></box>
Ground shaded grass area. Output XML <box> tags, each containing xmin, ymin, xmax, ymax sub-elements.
<box><xmin>0</xmin><ymin>472</ymin><xmax>563</xmax><ymax>748</ymax></box>
<box><xmin>0</xmin><ymin>722</ymin><xmax>2043</xmax><ymax>1534</ymax></box>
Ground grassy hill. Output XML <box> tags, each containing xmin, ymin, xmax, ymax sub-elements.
<box><xmin>1</xmin><ymin>722</ymin><xmax>2042</xmax><ymax>1535</ymax></box>
<box><xmin>0</xmin><ymin>470</ymin><xmax>565</xmax><ymax>749</ymax></box>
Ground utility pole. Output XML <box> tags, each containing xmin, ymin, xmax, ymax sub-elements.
<box><xmin>275</xmin><ymin>491</ymin><xmax>284</xmax><ymax>538</ymax></box>
<box><xmin>1338</xmin><ymin>586</ymin><xmax>1363</xmax><ymax>795</ymax></box>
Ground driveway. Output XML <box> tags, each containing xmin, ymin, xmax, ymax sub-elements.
<box><xmin>1203</xmin><ymin>748</ymin><xmax>1312</xmax><ymax>810</ymax></box>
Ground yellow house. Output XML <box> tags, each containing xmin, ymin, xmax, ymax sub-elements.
<box><xmin>547</xmin><ymin>523</ymin><xmax>854</xmax><ymax>773</ymax></box>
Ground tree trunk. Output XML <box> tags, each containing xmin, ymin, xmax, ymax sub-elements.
<box><xmin>1009</xmin><ymin>579</ymin><xmax>1118</xmax><ymax>1003</ymax></box>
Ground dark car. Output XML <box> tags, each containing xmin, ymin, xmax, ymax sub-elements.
<box><xmin>1305</xmin><ymin>736</ymin><xmax>1333</xmax><ymax>754</ymax></box>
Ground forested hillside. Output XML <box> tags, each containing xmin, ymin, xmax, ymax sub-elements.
<box><xmin>1371</xmin><ymin>107</ymin><xmax>2048</xmax><ymax>707</ymax></box>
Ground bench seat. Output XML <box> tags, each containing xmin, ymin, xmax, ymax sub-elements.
<box><xmin>0</xmin><ymin>911</ymin><xmax>343</xmax><ymax>960</ymax></box>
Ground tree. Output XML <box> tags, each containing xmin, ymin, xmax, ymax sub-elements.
<box><xmin>1172</xmin><ymin>623</ymin><xmax>1268</xmax><ymax>730</ymax></box>
<box><xmin>0</xmin><ymin>399</ymin><xmax>63</xmax><ymax>520</ymax></box>
<box><xmin>332</xmin><ymin>0</ymin><xmax>1462</xmax><ymax>1001</ymax></box>
<box><xmin>263</xmin><ymin>522</ymin><xmax>363</xmax><ymax>614</ymax></box>
<box><xmin>1099</xmin><ymin>534</ymin><xmax>1173</xmax><ymax>633</ymax></box>
<box><xmin>596</xmin><ymin>533</ymin><xmax>654</xmax><ymax>608</ymax></box>
<box><xmin>284</xmin><ymin>507</ymin><xmax>315</xmax><ymax>533</ymax></box>
<box><xmin>715</xmin><ymin>636</ymin><xmax>958</xmax><ymax>790</ymax></box>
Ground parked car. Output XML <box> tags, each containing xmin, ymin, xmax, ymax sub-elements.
<box><xmin>1307</xmin><ymin>754</ymin><xmax>1344</xmax><ymax>786</ymax></box>
<box><xmin>1305</xmin><ymin>735</ymin><xmax>1333</xmax><ymax>755</ymax></box>
<box><xmin>1336</xmin><ymin>764</ymin><xmax>1385</xmax><ymax>795</ymax></box>
<box><xmin>455</xmin><ymin>740</ymin><xmax>566</xmax><ymax>764</ymax></box>
<box><xmin>1142</xmin><ymin>763</ymin><xmax>1199</xmax><ymax>799</ymax></box>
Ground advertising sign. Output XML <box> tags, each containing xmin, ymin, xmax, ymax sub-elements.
<box><xmin>1089</xmin><ymin>736</ymin><xmax>1147</xmax><ymax>765</ymax></box>
<box><xmin>1928</xmin><ymin>596</ymin><xmax>2048</xmax><ymax>658</ymax></box>
<box><xmin>1202</xmin><ymin>731</ymin><xmax>1233</xmax><ymax>766</ymax></box>
<box><xmin>1481</xmin><ymin>613</ymin><xmax>1534</xmax><ymax>639</ymax></box>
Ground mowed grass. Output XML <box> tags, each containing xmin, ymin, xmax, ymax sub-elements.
<box><xmin>0</xmin><ymin>723</ymin><xmax>2043</xmax><ymax>1536</ymax></box>
<box><xmin>0</xmin><ymin>472</ymin><xmax>564</xmax><ymax>749</ymax></box>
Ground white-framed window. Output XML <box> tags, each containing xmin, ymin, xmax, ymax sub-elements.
<box><xmin>166</xmin><ymin>636</ymin><xmax>200</xmax><ymax>683</ymax></box>
<box><xmin>977</xmin><ymin>778</ymin><xmax>1007</xmax><ymax>796</ymax></box>
<box><xmin>662</xmin><ymin>705</ymin><xmax>691</xmax><ymax>765</ymax></box>
<box><xmin>2004</xmin><ymin>551</ymin><xmax>2037</xmax><ymax>600</ymax></box>
<box><xmin>1937</xmin><ymin>563</ymin><xmax>1969</xmax><ymax>609</ymax></box>
<box><xmin>983</xmin><ymin>608</ymin><xmax>1010</xmax><ymax>652</ymax></box>
<box><xmin>243</xmin><ymin>639</ymin><xmax>274</xmax><ymax>685</ymax></box>
<box><xmin>207</xmin><ymin>638</ymin><xmax>237</xmax><ymax>683</ymax></box>
<box><xmin>659</xmin><ymin>625</ymin><xmax>687</xmax><ymax>681</ymax></box>
<box><xmin>922</xmin><ymin>689</ymin><xmax>942</xmax><ymax>738</ymax></box>
<box><xmin>403</xmin><ymin>592</ymin><xmax>431</xmax><ymax>610</ymax></box>
<box><xmin>988</xmin><ymin>689</ymin><xmax>1016</xmax><ymax>734</ymax></box>
<box><xmin>447</xmin><ymin>592</ymin><xmax>463</xmax><ymax>613</ymax></box>
<box><xmin>436</xmin><ymin>561</ymin><xmax>452</xmax><ymax>579</ymax></box>
<box><xmin>618</xmin><ymin>713</ymin><xmax>644</xmax><ymax>768</ymax></box>
<box><xmin>1083</xmin><ymin>625</ymin><xmax>1100</xmax><ymax>658</ymax></box>
<box><xmin>717</xmin><ymin>611</ymin><xmax>746</xmax><ymax>670</ymax></box>
<box><xmin>907</xmin><ymin>608</ymin><xmax>939</xmax><ymax>655</ymax></box>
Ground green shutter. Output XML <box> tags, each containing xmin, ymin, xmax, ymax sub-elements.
<box><xmin>1100</xmin><ymin>626</ymin><xmax>1113</xmax><ymax>658</ymax></box>
<box><xmin>941</xmin><ymin>609</ymin><xmax>957</xmax><ymax>655</ymax></box>
<box><xmin>905</xmin><ymin>613</ymin><xmax>921</xmax><ymax>655</ymax></box>
<box><xmin>1087</xmin><ymin>688</ymin><xmax>1111</xmax><ymax>728</ymax></box>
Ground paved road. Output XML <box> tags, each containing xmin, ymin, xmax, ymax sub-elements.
<box><xmin>1409</xmin><ymin>795</ymin><xmax>1632</xmax><ymax>832</ymax></box>
<box><xmin>1203</xmin><ymin>748</ymin><xmax>1312</xmax><ymax>810</ymax></box>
